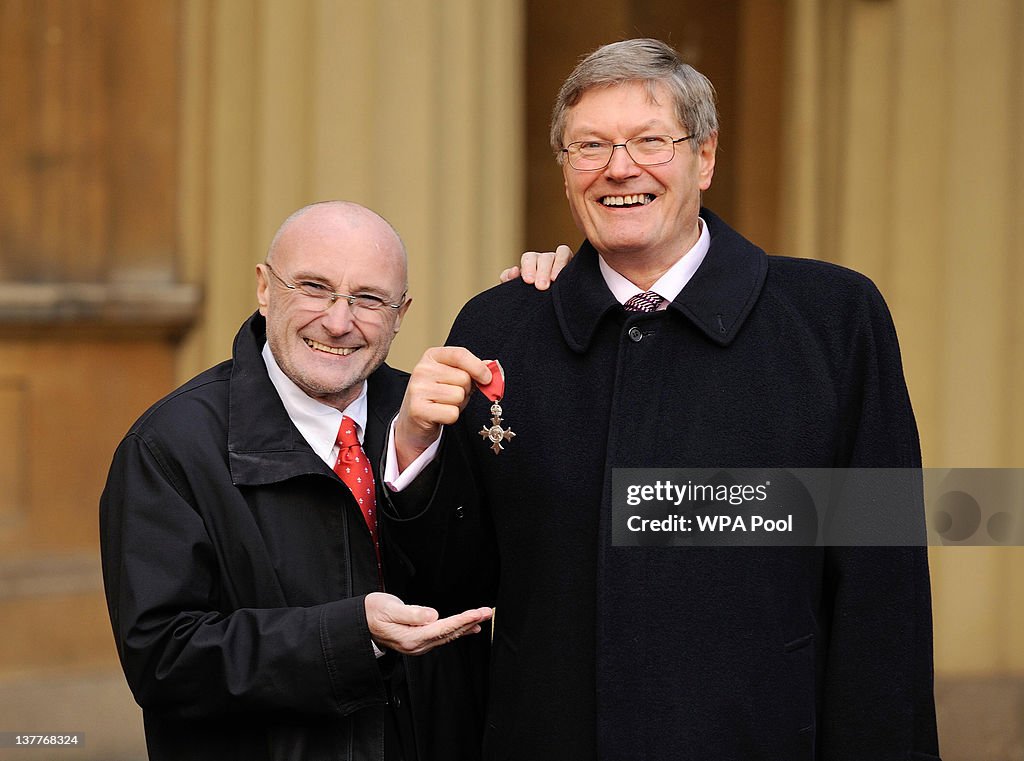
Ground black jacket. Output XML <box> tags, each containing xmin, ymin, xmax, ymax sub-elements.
<box><xmin>387</xmin><ymin>210</ymin><xmax>941</xmax><ymax>761</ymax></box>
<box><xmin>100</xmin><ymin>313</ymin><xmax>484</xmax><ymax>761</ymax></box>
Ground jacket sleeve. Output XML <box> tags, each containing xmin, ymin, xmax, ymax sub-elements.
<box><xmin>818</xmin><ymin>284</ymin><xmax>941</xmax><ymax>759</ymax></box>
<box><xmin>99</xmin><ymin>432</ymin><xmax>388</xmax><ymax>720</ymax></box>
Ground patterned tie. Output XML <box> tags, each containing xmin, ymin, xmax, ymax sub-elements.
<box><xmin>624</xmin><ymin>290</ymin><xmax>663</xmax><ymax>312</ymax></box>
<box><xmin>333</xmin><ymin>416</ymin><xmax>381</xmax><ymax>583</ymax></box>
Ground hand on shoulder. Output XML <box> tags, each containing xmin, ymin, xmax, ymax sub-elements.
<box><xmin>500</xmin><ymin>244</ymin><xmax>574</xmax><ymax>290</ymax></box>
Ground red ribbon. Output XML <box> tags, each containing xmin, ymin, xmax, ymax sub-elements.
<box><xmin>476</xmin><ymin>359</ymin><xmax>505</xmax><ymax>401</ymax></box>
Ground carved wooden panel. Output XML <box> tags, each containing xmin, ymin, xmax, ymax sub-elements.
<box><xmin>0</xmin><ymin>0</ymin><xmax>180</xmax><ymax>285</ymax></box>
<box><xmin>0</xmin><ymin>340</ymin><xmax>174</xmax><ymax>554</ymax></box>
<box><xmin>0</xmin><ymin>10</ymin><xmax>186</xmax><ymax>752</ymax></box>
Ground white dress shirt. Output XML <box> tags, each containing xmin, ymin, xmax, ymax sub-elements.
<box><xmin>262</xmin><ymin>342</ymin><xmax>368</xmax><ymax>464</ymax></box>
<box><xmin>598</xmin><ymin>215</ymin><xmax>709</xmax><ymax>306</ymax></box>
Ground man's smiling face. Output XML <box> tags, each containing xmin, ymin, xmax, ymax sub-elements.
<box><xmin>257</xmin><ymin>204</ymin><xmax>410</xmax><ymax>411</ymax></box>
<box><xmin>561</xmin><ymin>80</ymin><xmax>716</xmax><ymax>278</ymax></box>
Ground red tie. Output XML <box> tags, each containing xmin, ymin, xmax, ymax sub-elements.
<box><xmin>333</xmin><ymin>416</ymin><xmax>381</xmax><ymax>583</ymax></box>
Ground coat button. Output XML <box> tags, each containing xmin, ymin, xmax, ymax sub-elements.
<box><xmin>454</xmin><ymin>505</ymin><xmax>465</xmax><ymax>519</ymax></box>
<box><xmin>628</xmin><ymin>326</ymin><xmax>643</xmax><ymax>342</ymax></box>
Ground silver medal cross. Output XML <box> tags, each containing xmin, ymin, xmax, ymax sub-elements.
<box><xmin>479</xmin><ymin>401</ymin><xmax>515</xmax><ymax>454</ymax></box>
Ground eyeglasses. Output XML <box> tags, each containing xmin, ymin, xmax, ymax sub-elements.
<box><xmin>560</xmin><ymin>135</ymin><xmax>693</xmax><ymax>171</ymax></box>
<box><xmin>264</xmin><ymin>263</ymin><xmax>406</xmax><ymax>318</ymax></box>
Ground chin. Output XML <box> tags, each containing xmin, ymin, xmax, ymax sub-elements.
<box><xmin>596</xmin><ymin>237</ymin><xmax>651</xmax><ymax>256</ymax></box>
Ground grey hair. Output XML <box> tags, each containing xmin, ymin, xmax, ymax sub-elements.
<box><xmin>550</xmin><ymin>38</ymin><xmax>718</xmax><ymax>159</ymax></box>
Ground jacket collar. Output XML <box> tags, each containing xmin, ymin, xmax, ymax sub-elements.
<box><xmin>226</xmin><ymin>312</ymin><xmax>403</xmax><ymax>486</ymax></box>
<box><xmin>552</xmin><ymin>208</ymin><xmax>768</xmax><ymax>352</ymax></box>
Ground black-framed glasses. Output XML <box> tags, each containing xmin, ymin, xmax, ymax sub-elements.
<box><xmin>264</xmin><ymin>263</ymin><xmax>406</xmax><ymax>318</ymax></box>
<box><xmin>560</xmin><ymin>135</ymin><xmax>692</xmax><ymax>171</ymax></box>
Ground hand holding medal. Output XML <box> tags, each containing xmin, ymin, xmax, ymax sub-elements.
<box><xmin>394</xmin><ymin>348</ymin><xmax>514</xmax><ymax>471</ymax></box>
<box><xmin>475</xmin><ymin>360</ymin><xmax>515</xmax><ymax>455</ymax></box>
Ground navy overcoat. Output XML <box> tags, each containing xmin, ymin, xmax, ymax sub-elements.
<box><xmin>387</xmin><ymin>210</ymin><xmax>940</xmax><ymax>761</ymax></box>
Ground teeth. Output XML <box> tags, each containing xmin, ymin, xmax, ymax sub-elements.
<box><xmin>305</xmin><ymin>338</ymin><xmax>355</xmax><ymax>356</ymax></box>
<box><xmin>601</xmin><ymin>194</ymin><xmax>654</xmax><ymax>207</ymax></box>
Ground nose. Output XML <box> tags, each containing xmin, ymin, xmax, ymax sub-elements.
<box><xmin>319</xmin><ymin>297</ymin><xmax>357</xmax><ymax>334</ymax></box>
<box><xmin>604</xmin><ymin>143</ymin><xmax>642</xmax><ymax>179</ymax></box>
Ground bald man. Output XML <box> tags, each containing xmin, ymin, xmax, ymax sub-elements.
<box><xmin>100</xmin><ymin>201</ymin><xmax>563</xmax><ymax>761</ymax></box>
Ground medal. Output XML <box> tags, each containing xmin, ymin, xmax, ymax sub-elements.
<box><xmin>476</xmin><ymin>360</ymin><xmax>515</xmax><ymax>455</ymax></box>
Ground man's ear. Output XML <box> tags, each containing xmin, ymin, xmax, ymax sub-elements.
<box><xmin>256</xmin><ymin>264</ymin><xmax>271</xmax><ymax>316</ymax></box>
<box><xmin>393</xmin><ymin>296</ymin><xmax>412</xmax><ymax>333</ymax></box>
<box><xmin>698</xmin><ymin>132</ymin><xmax>718</xmax><ymax>191</ymax></box>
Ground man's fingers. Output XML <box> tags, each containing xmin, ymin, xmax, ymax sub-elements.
<box><xmin>552</xmin><ymin>244</ymin><xmax>574</xmax><ymax>279</ymax></box>
<box><xmin>405</xmin><ymin>347</ymin><xmax>490</xmax><ymax>414</ymax></box>
<box><xmin>431</xmin><ymin>623</ymin><xmax>482</xmax><ymax>645</ymax></box>
<box><xmin>418</xmin><ymin>607</ymin><xmax>493</xmax><ymax>649</ymax></box>
<box><xmin>394</xmin><ymin>346</ymin><xmax>492</xmax><ymax>470</ymax></box>
<box><xmin>406</xmin><ymin>365</ymin><xmax>474</xmax><ymax>403</ymax></box>
<box><xmin>395</xmin><ymin>345</ymin><xmax>495</xmax><ymax>467</ymax></box>
<box><xmin>414</xmin><ymin>384</ymin><xmax>471</xmax><ymax>408</ymax></box>
<box><xmin>537</xmin><ymin>245</ymin><xmax>574</xmax><ymax>288</ymax></box>
<box><xmin>499</xmin><ymin>265</ymin><xmax>521</xmax><ymax>283</ymax></box>
<box><xmin>532</xmin><ymin>252</ymin><xmax>555</xmax><ymax>290</ymax></box>
<box><xmin>510</xmin><ymin>245</ymin><xmax>574</xmax><ymax>291</ymax></box>
<box><xmin>386</xmin><ymin>603</ymin><xmax>440</xmax><ymax>626</ymax></box>
<box><xmin>423</xmin><ymin>346</ymin><xmax>491</xmax><ymax>386</ymax></box>
<box><xmin>518</xmin><ymin>252</ymin><xmax>538</xmax><ymax>283</ymax></box>
<box><xmin>367</xmin><ymin>597</ymin><xmax>493</xmax><ymax>656</ymax></box>
<box><xmin>365</xmin><ymin>593</ymin><xmax>440</xmax><ymax>642</ymax></box>
<box><xmin>434</xmin><ymin>606</ymin><xmax>493</xmax><ymax>632</ymax></box>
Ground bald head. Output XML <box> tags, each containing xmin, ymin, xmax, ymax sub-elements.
<box><xmin>256</xmin><ymin>200</ymin><xmax>412</xmax><ymax>411</ymax></box>
<box><xmin>267</xmin><ymin>201</ymin><xmax>408</xmax><ymax>288</ymax></box>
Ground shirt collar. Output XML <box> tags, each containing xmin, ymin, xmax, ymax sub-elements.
<box><xmin>552</xmin><ymin>208</ymin><xmax>768</xmax><ymax>352</ymax></box>
<box><xmin>261</xmin><ymin>342</ymin><xmax>368</xmax><ymax>465</ymax></box>
<box><xmin>597</xmin><ymin>215</ymin><xmax>710</xmax><ymax>305</ymax></box>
